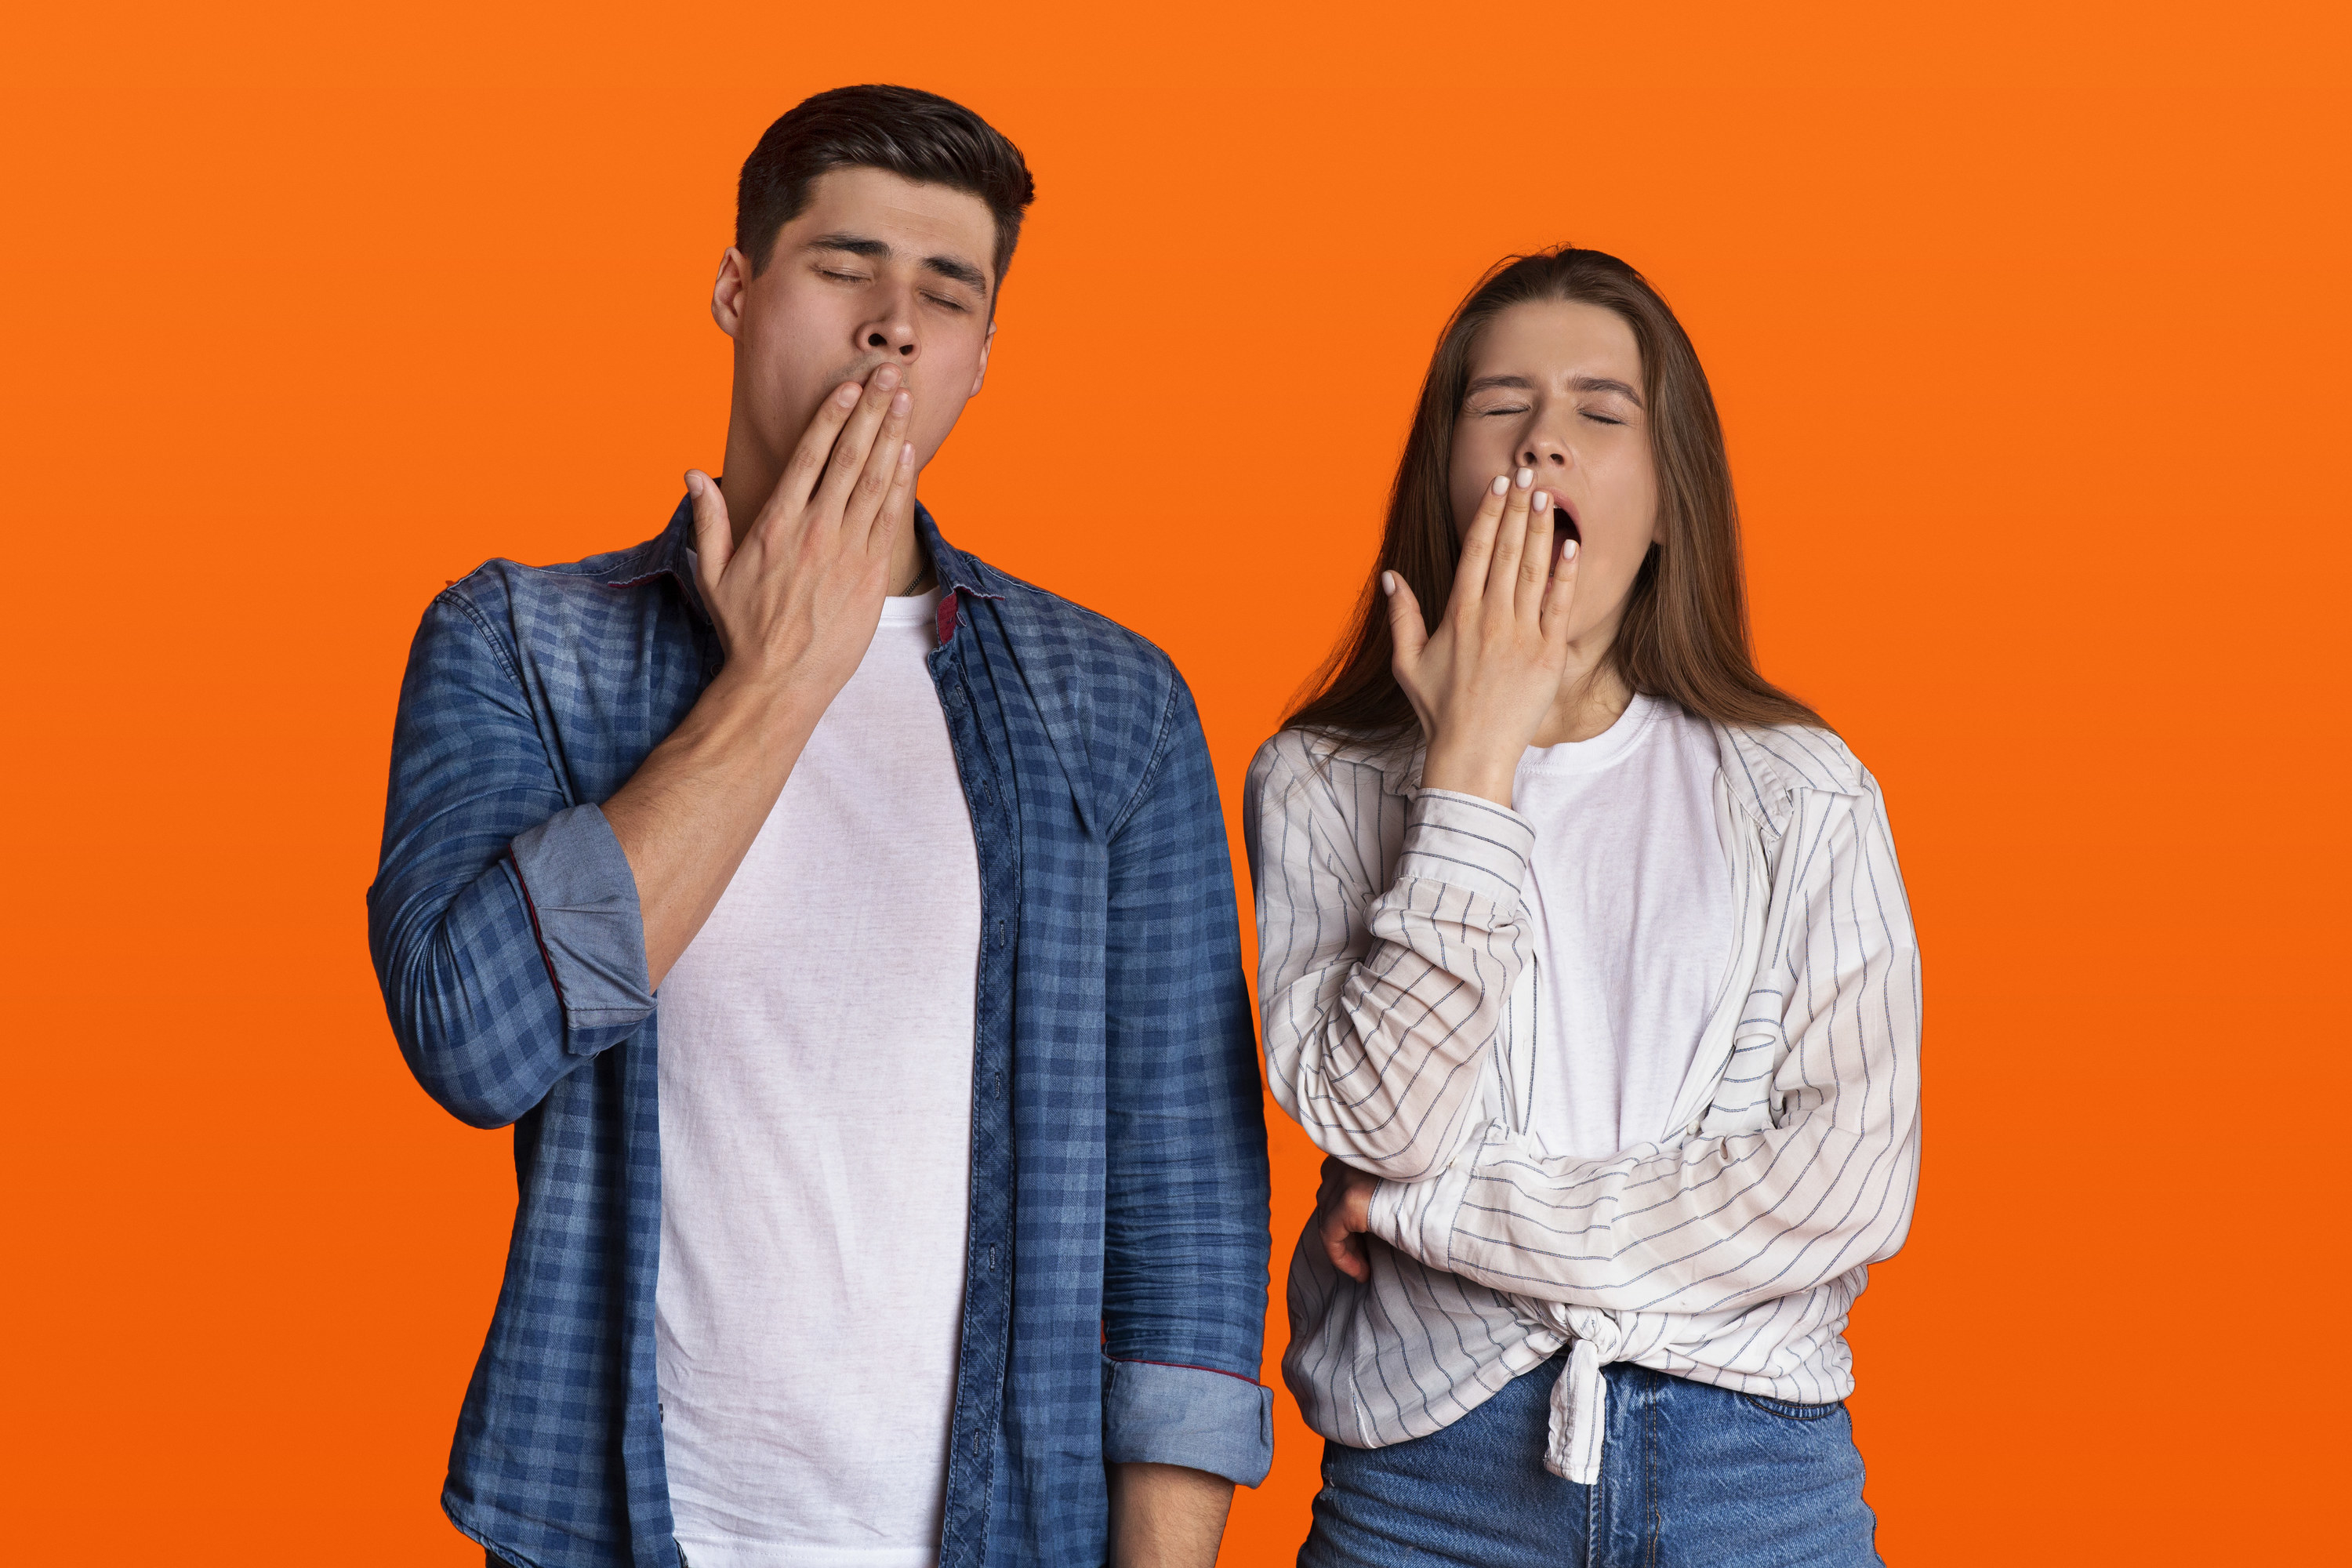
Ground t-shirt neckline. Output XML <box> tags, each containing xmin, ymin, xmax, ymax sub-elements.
<box><xmin>679</xmin><ymin>545</ymin><xmax>943</xmax><ymax>630</ymax></box>
<box><xmin>1516</xmin><ymin>693</ymin><xmax>1661</xmax><ymax>776</ymax></box>
<box><xmin>878</xmin><ymin>585</ymin><xmax>947</xmax><ymax>626</ymax></box>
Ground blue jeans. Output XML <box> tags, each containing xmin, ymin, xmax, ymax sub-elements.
<box><xmin>1301</xmin><ymin>1356</ymin><xmax>1883</xmax><ymax>1567</ymax></box>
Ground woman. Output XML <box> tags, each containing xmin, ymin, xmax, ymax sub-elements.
<box><xmin>1246</xmin><ymin>247</ymin><xmax>1921</xmax><ymax>1566</ymax></box>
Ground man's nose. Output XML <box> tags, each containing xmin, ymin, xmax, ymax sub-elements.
<box><xmin>857</xmin><ymin>294</ymin><xmax>920</xmax><ymax>363</ymax></box>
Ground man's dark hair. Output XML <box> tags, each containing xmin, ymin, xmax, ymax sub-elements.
<box><xmin>737</xmin><ymin>85</ymin><xmax>1036</xmax><ymax>288</ymax></box>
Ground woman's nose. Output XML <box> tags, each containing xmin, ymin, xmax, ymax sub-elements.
<box><xmin>1520</xmin><ymin>437</ymin><xmax>1572</xmax><ymax>471</ymax></box>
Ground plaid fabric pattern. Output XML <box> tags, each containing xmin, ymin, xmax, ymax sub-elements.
<box><xmin>368</xmin><ymin>500</ymin><xmax>1272</xmax><ymax>1568</ymax></box>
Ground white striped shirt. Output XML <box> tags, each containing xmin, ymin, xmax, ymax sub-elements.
<box><xmin>1243</xmin><ymin>717</ymin><xmax>1922</xmax><ymax>1482</ymax></box>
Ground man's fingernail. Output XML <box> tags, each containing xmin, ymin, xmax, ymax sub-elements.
<box><xmin>837</xmin><ymin>383</ymin><xmax>861</xmax><ymax>405</ymax></box>
<box><xmin>893</xmin><ymin>390</ymin><xmax>912</xmax><ymax>414</ymax></box>
<box><xmin>1490</xmin><ymin>475</ymin><xmax>1509</xmax><ymax>496</ymax></box>
<box><xmin>876</xmin><ymin>365</ymin><xmax>901</xmax><ymax>390</ymax></box>
<box><xmin>1516</xmin><ymin>467</ymin><xmax>1534</xmax><ymax>489</ymax></box>
<box><xmin>685</xmin><ymin>472</ymin><xmax>704</xmax><ymax>497</ymax></box>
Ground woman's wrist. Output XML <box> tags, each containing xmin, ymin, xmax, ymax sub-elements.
<box><xmin>1418</xmin><ymin>739</ymin><xmax>1519</xmax><ymax>807</ymax></box>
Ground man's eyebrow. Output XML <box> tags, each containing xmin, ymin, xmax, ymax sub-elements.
<box><xmin>921</xmin><ymin>253</ymin><xmax>989</xmax><ymax>292</ymax></box>
<box><xmin>806</xmin><ymin>232</ymin><xmax>889</xmax><ymax>260</ymax></box>
<box><xmin>805</xmin><ymin>232</ymin><xmax>989</xmax><ymax>295</ymax></box>
<box><xmin>1463</xmin><ymin>372</ymin><xmax>1645</xmax><ymax>408</ymax></box>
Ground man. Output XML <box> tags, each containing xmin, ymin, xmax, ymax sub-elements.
<box><xmin>368</xmin><ymin>85</ymin><xmax>1271</xmax><ymax>1568</ymax></box>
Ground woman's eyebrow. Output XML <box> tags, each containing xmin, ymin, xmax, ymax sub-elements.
<box><xmin>1570</xmin><ymin>375</ymin><xmax>1644</xmax><ymax>406</ymax></box>
<box><xmin>1463</xmin><ymin>372</ymin><xmax>1645</xmax><ymax>407</ymax></box>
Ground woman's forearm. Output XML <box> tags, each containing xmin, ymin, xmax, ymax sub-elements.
<box><xmin>1255</xmin><ymin>771</ymin><xmax>1538</xmax><ymax>1181</ymax></box>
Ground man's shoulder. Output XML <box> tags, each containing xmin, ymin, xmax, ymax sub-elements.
<box><xmin>420</xmin><ymin>529</ymin><xmax>688</xmax><ymax>676</ymax></box>
<box><xmin>971</xmin><ymin>561</ymin><xmax>1183</xmax><ymax>704</ymax></box>
<box><xmin>963</xmin><ymin>560</ymin><xmax>1213</xmax><ymax>831</ymax></box>
<box><xmin>437</xmin><ymin>531</ymin><xmax>675</xmax><ymax>614</ymax></box>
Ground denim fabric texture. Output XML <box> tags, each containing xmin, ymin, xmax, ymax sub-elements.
<box><xmin>368</xmin><ymin>498</ymin><xmax>1272</xmax><ymax>1568</ymax></box>
<box><xmin>1300</xmin><ymin>1355</ymin><xmax>1882</xmax><ymax>1568</ymax></box>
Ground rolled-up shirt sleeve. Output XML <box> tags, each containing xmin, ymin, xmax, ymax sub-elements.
<box><xmin>1101</xmin><ymin>1356</ymin><xmax>1274</xmax><ymax>1485</ymax></box>
<box><xmin>506</xmin><ymin>804</ymin><xmax>655</xmax><ymax>1044</ymax></box>
<box><xmin>368</xmin><ymin>588</ymin><xmax>655</xmax><ymax>1129</ymax></box>
<box><xmin>1100</xmin><ymin>677</ymin><xmax>1273</xmax><ymax>1486</ymax></box>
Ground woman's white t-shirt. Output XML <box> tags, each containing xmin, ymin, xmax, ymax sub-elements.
<box><xmin>1512</xmin><ymin>694</ymin><xmax>1733</xmax><ymax>1160</ymax></box>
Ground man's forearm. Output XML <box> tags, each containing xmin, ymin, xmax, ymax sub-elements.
<box><xmin>601</xmin><ymin>667</ymin><xmax>821</xmax><ymax>988</ymax></box>
<box><xmin>1109</xmin><ymin>1462</ymin><xmax>1232</xmax><ymax>1568</ymax></box>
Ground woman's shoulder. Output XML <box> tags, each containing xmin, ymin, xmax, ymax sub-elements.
<box><xmin>1250</xmin><ymin>724</ymin><xmax>1415</xmax><ymax>779</ymax></box>
<box><xmin>1246</xmin><ymin>726</ymin><xmax>1417</xmax><ymax>820</ymax></box>
<box><xmin>1707</xmin><ymin>719</ymin><xmax>1879</xmax><ymax>829</ymax></box>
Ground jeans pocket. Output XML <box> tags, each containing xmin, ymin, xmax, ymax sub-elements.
<box><xmin>1737</xmin><ymin>1391</ymin><xmax>1846</xmax><ymax>1422</ymax></box>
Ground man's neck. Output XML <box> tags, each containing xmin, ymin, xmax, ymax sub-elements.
<box><xmin>717</xmin><ymin>426</ymin><xmax>934</xmax><ymax>597</ymax></box>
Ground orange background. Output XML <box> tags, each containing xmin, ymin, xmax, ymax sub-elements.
<box><xmin>4</xmin><ymin>2</ymin><xmax>2347</xmax><ymax>1562</ymax></box>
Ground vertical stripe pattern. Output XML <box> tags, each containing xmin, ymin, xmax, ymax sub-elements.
<box><xmin>1243</xmin><ymin>720</ymin><xmax>1922</xmax><ymax>1473</ymax></box>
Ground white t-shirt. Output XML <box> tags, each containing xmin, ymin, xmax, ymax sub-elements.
<box><xmin>1512</xmin><ymin>695</ymin><xmax>1733</xmax><ymax>1160</ymax></box>
<box><xmin>655</xmin><ymin>589</ymin><xmax>981</xmax><ymax>1568</ymax></box>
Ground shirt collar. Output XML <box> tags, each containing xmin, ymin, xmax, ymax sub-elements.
<box><xmin>608</xmin><ymin>490</ymin><xmax>1000</xmax><ymax>634</ymax></box>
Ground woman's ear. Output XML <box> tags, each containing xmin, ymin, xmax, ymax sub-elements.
<box><xmin>710</xmin><ymin>247</ymin><xmax>750</xmax><ymax>339</ymax></box>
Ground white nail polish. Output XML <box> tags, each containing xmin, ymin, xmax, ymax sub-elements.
<box><xmin>1534</xmin><ymin>492</ymin><xmax>1550</xmax><ymax>511</ymax></box>
<box><xmin>1563</xmin><ymin>539</ymin><xmax>1580</xmax><ymax>561</ymax></box>
<box><xmin>1491</xmin><ymin>475</ymin><xmax>1509</xmax><ymax>496</ymax></box>
<box><xmin>1381</xmin><ymin>571</ymin><xmax>1397</xmax><ymax>593</ymax></box>
<box><xmin>1516</xmin><ymin>467</ymin><xmax>1534</xmax><ymax>488</ymax></box>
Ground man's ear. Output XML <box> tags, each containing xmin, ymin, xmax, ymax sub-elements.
<box><xmin>968</xmin><ymin>320</ymin><xmax>997</xmax><ymax>399</ymax></box>
<box><xmin>711</xmin><ymin>247</ymin><xmax>750</xmax><ymax>339</ymax></box>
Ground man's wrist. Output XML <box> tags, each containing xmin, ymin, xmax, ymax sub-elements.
<box><xmin>700</xmin><ymin>659</ymin><xmax>826</xmax><ymax>743</ymax></box>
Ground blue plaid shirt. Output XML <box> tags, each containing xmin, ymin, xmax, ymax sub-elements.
<box><xmin>368</xmin><ymin>498</ymin><xmax>1272</xmax><ymax>1568</ymax></box>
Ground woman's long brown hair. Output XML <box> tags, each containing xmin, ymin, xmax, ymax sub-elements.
<box><xmin>1283</xmin><ymin>247</ymin><xmax>1824</xmax><ymax>743</ymax></box>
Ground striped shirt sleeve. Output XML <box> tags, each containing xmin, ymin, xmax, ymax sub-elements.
<box><xmin>1367</xmin><ymin>775</ymin><xmax>1923</xmax><ymax>1316</ymax></box>
<box><xmin>1245</xmin><ymin>732</ymin><xmax>1537</xmax><ymax>1183</ymax></box>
